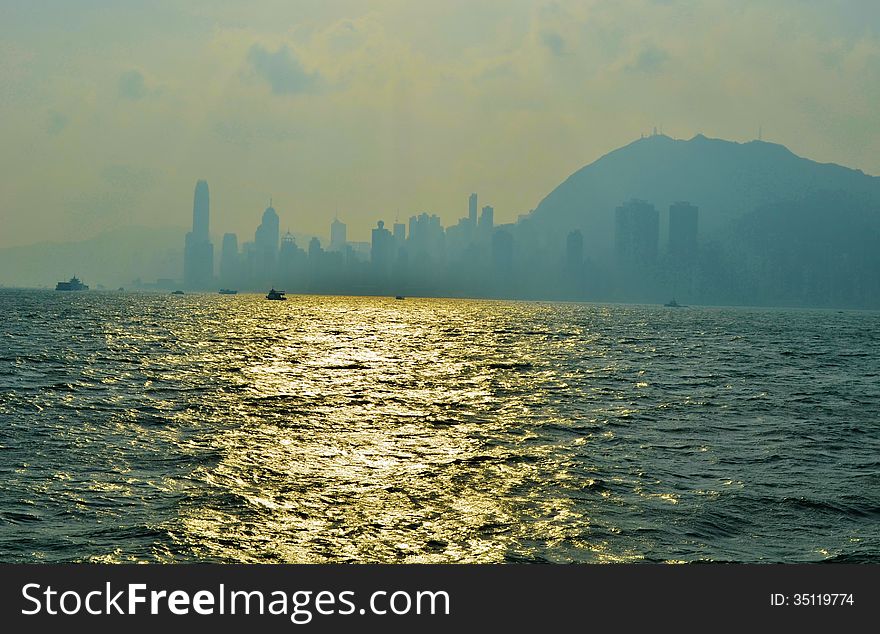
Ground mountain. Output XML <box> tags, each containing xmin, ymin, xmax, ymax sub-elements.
<box><xmin>518</xmin><ymin>134</ymin><xmax>880</xmax><ymax>261</ymax></box>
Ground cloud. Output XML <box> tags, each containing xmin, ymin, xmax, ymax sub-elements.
<box><xmin>46</xmin><ymin>110</ymin><xmax>68</xmax><ymax>135</ymax></box>
<box><xmin>541</xmin><ymin>31</ymin><xmax>566</xmax><ymax>57</ymax></box>
<box><xmin>118</xmin><ymin>69</ymin><xmax>148</xmax><ymax>99</ymax></box>
<box><xmin>4</xmin><ymin>1</ymin><xmax>880</xmax><ymax>250</ymax></box>
<box><xmin>628</xmin><ymin>45</ymin><xmax>669</xmax><ymax>73</ymax></box>
<box><xmin>247</xmin><ymin>44</ymin><xmax>321</xmax><ymax>95</ymax></box>
<box><xmin>324</xmin><ymin>19</ymin><xmax>367</xmax><ymax>54</ymax></box>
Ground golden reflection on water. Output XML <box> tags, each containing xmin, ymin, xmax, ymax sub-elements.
<box><xmin>9</xmin><ymin>291</ymin><xmax>876</xmax><ymax>563</ymax></box>
<box><xmin>149</xmin><ymin>295</ymin><xmax>642</xmax><ymax>563</ymax></box>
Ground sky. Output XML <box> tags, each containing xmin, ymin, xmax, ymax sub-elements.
<box><xmin>1</xmin><ymin>0</ymin><xmax>879</xmax><ymax>248</ymax></box>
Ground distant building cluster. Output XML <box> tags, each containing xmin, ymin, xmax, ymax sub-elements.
<box><xmin>613</xmin><ymin>199</ymin><xmax>699</xmax><ymax>266</ymax></box>
<box><xmin>181</xmin><ymin>181</ymin><xmax>515</xmax><ymax>296</ymax></box>
<box><xmin>180</xmin><ymin>180</ymin><xmax>700</xmax><ymax>300</ymax></box>
<box><xmin>610</xmin><ymin>198</ymin><xmax>700</xmax><ymax>298</ymax></box>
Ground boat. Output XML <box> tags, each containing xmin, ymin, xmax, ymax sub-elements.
<box><xmin>55</xmin><ymin>276</ymin><xmax>89</xmax><ymax>291</ymax></box>
<box><xmin>266</xmin><ymin>288</ymin><xmax>287</xmax><ymax>300</ymax></box>
<box><xmin>219</xmin><ymin>289</ymin><xmax>238</xmax><ymax>295</ymax></box>
<box><xmin>171</xmin><ymin>290</ymin><xmax>185</xmax><ymax>295</ymax></box>
<box><xmin>664</xmin><ymin>298</ymin><xmax>686</xmax><ymax>307</ymax></box>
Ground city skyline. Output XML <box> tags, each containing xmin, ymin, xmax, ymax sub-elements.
<box><xmin>2</xmin><ymin>129</ymin><xmax>878</xmax><ymax>309</ymax></box>
<box><xmin>181</xmin><ymin>166</ymin><xmax>701</xmax><ymax>303</ymax></box>
<box><xmin>2</xmin><ymin>1</ymin><xmax>879</xmax><ymax>590</ymax></box>
<box><xmin>2</xmin><ymin>1</ymin><xmax>880</xmax><ymax>250</ymax></box>
<box><xmin>151</xmin><ymin>128</ymin><xmax>851</xmax><ymax>309</ymax></box>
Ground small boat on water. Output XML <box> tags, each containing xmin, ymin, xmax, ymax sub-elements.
<box><xmin>664</xmin><ymin>298</ymin><xmax>686</xmax><ymax>307</ymax></box>
<box><xmin>171</xmin><ymin>290</ymin><xmax>185</xmax><ymax>295</ymax></box>
<box><xmin>219</xmin><ymin>289</ymin><xmax>238</xmax><ymax>295</ymax></box>
<box><xmin>266</xmin><ymin>288</ymin><xmax>287</xmax><ymax>300</ymax></box>
<box><xmin>55</xmin><ymin>276</ymin><xmax>89</xmax><ymax>291</ymax></box>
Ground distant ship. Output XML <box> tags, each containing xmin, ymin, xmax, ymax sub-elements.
<box><xmin>55</xmin><ymin>276</ymin><xmax>89</xmax><ymax>291</ymax></box>
<box><xmin>219</xmin><ymin>289</ymin><xmax>238</xmax><ymax>295</ymax></box>
<box><xmin>266</xmin><ymin>289</ymin><xmax>286</xmax><ymax>300</ymax></box>
<box><xmin>664</xmin><ymin>298</ymin><xmax>686</xmax><ymax>307</ymax></box>
<box><xmin>171</xmin><ymin>290</ymin><xmax>185</xmax><ymax>295</ymax></box>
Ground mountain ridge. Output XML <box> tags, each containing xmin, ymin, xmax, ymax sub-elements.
<box><xmin>518</xmin><ymin>134</ymin><xmax>880</xmax><ymax>261</ymax></box>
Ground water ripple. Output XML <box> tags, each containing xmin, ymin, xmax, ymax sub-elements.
<box><xmin>0</xmin><ymin>290</ymin><xmax>878</xmax><ymax>563</ymax></box>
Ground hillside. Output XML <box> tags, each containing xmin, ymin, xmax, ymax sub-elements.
<box><xmin>519</xmin><ymin>134</ymin><xmax>880</xmax><ymax>261</ymax></box>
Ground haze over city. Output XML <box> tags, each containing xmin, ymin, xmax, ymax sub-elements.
<box><xmin>2</xmin><ymin>0</ymin><xmax>880</xmax><ymax>590</ymax></box>
<box><xmin>2</xmin><ymin>0</ymin><xmax>879</xmax><ymax>252</ymax></box>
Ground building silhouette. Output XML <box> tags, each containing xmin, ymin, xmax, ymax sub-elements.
<box><xmin>668</xmin><ymin>201</ymin><xmax>699</xmax><ymax>260</ymax></box>
<box><xmin>183</xmin><ymin>179</ymin><xmax>214</xmax><ymax>288</ymax></box>
<box><xmin>254</xmin><ymin>201</ymin><xmax>280</xmax><ymax>282</ymax></box>
<box><xmin>479</xmin><ymin>205</ymin><xmax>494</xmax><ymax>235</ymax></box>
<box><xmin>220</xmin><ymin>232</ymin><xmax>239</xmax><ymax>286</ymax></box>
<box><xmin>408</xmin><ymin>213</ymin><xmax>445</xmax><ymax>266</ymax></box>
<box><xmin>330</xmin><ymin>217</ymin><xmax>347</xmax><ymax>252</ymax></box>
<box><xmin>371</xmin><ymin>220</ymin><xmax>394</xmax><ymax>279</ymax></box>
<box><xmin>192</xmin><ymin>180</ymin><xmax>209</xmax><ymax>240</ymax></box>
<box><xmin>278</xmin><ymin>231</ymin><xmax>306</xmax><ymax>282</ymax></box>
<box><xmin>393</xmin><ymin>222</ymin><xmax>406</xmax><ymax>247</ymax></box>
<box><xmin>615</xmin><ymin>199</ymin><xmax>659</xmax><ymax>265</ymax></box>
<box><xmin>171</xmin><ymin>182</ymin><xmax>714</xmax><ymax>303</ymax></box>
<box><xmin>468</xmin><ymin>192</ymin><xmax>478</xmax><ymax>226</ymax></box>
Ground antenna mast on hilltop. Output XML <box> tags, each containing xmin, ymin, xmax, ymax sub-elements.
<box><xmin>758</xmin><ymin>126</ymin><xmax>762</xmax><ymax>141</ymax></box>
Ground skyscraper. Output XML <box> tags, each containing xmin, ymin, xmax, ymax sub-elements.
<box><xmin>278</xmin><ymin>231</ymin><xmax>305</xmax><ymax>282</ymax></box>
<box><xmin>183</xmin><ymin>179</ymin><xmax>214</xmax><ymax>288</ymax></box>
<box><xmin>614</xmin><ymin>199</ymin><xmax>659</xmax><ymax>266</ymax></box>
<box><xmin>192</xmin><ymin>180</ymin><xmax>209</xmax><ymax>242</ymax></box>
<box><xmin>254</xmin><ymin>201</ymin><xmax>280</xmax><ymax>281</ymax></box>
<box><xmin>478</xmin><ymin>204</ymin><xmax>494</xmax><ymax>242</ymax></box>
<box><xmin>468</xmin><ymin>193</ymin><xmax>478</xmax><ymax>226</ymax></box>
<box><xmin>308</xmin><ymin>237</ymin><xmax>322</xmax><ymax>259</ymax></box>
<box><xmin>371</xmin><ymin>220</ymin><xmax>393</xmax><ymax>277</ymax></box>
<box><xmin>255</xmin><ymin>202</ymin><xmax>280</xmax><ymax>255</ymax></box>
<box><xmin>408</xmin><ymin>213</ymin><xmax>445</xmax><ymax>263</ymax></box>
<box><xmin>330</xmin><ymin>217</ymin><xmax>347</xmax><ymax>252</ymax></box>
<box><xmin>668</xmin><ymin>201</ymin><xmax>699</xmax><ymax>260</ymax></box>
<box><xmin>220</xmin><ymin>232</ymin><xmax>239</xmax><ymax>286</ymax></box>
<box><xmin>479</xmin><ymin>205</ymin><xmax>494</xmax><ymax>230</ymax></box>
<box><xmin>393</xmin><ymin>222</ymin><xmax>406</xmax><ymax>244</ymax></box>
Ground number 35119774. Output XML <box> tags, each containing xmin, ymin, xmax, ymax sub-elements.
<box><xmin>770</xmin><ymin>593</ymin><xmax>854</xmax><ymax>606</ymax></box>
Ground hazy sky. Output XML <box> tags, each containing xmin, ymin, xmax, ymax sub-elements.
<box><xmin>1</xmin><ymin>0</ymin><xmax>878</xmax><ymax>248</ymax></box>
